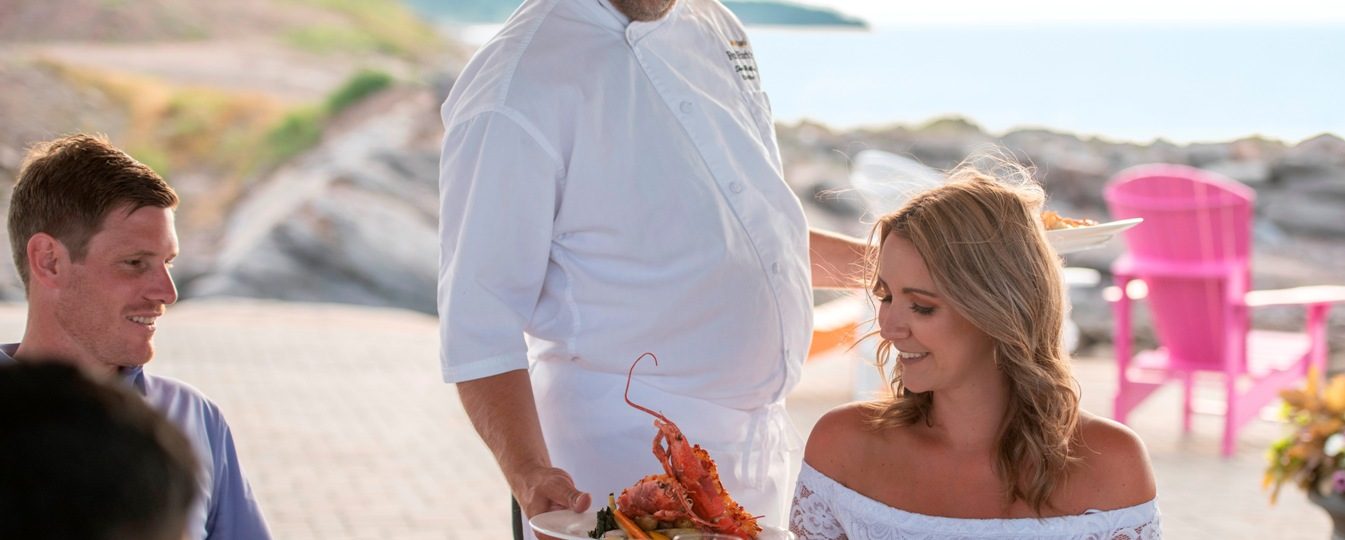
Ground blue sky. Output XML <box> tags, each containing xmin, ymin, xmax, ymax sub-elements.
<box><xmin>453</xmin><ymin>1</ymin><xmax>1345</xmax><ymax>142</ymax></box>
<box><xmin>810</xmin><ymin>0</ymin><xmax>1345</xmax><ymax>26</ymax></box>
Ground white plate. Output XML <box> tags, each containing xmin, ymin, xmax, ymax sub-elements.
<box><xmin>1046</xmin><ymin>218</ymin><xmax>1143</xmax><ymax>254</ymax></box>
<box><xmin>530</xmin><ymin>509</ymin><xmax>795</xmax><ymax>540</ymax></box>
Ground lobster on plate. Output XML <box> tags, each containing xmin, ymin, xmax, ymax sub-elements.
<box><xmin>615</xmin><ymin>353</ymin><xmax>762</xmax><ymax>539</ymax></box>
<box><xmin>1041</xmin><ymin>210</ymin><xmax>1098</xmax><ymax>230</ymax></box>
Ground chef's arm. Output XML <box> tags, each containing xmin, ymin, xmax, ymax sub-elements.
<box><xmin>809</xmin><ymin>228</ymin><xmax>869</xmax><ymax>289</ymax></box>
<box><xmin>457</xmin><ymin>370</ymin><xmax>591</xmax><ymax>522</ymax></box>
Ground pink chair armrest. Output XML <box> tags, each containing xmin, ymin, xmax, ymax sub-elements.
<box><xmin>1243</xmin><ymin>285</ymin><xmax>1345</xmax><ymax>308</ymax></box>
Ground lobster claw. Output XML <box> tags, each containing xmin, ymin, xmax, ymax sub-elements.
<box><xmin>622</xmin><ymin>353</ymin><xmax>763</xmax><ymax>539</ymax></box>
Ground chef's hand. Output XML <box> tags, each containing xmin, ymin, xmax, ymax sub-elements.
<box><xmin>516</xmin><ymin>465</ymin><xmax>591</xmax><ymax>540</ymax></box>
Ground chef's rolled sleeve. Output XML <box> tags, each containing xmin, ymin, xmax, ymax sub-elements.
<box><xmin>438</xmin><ymin>108</ymin><xmax>563</xmax><ymax>383</ymax></box>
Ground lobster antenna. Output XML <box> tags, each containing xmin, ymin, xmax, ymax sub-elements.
<box><xmin>624</xmin><ymin>352</ymin><xmax>667</xmax><ymax>419</ymax></box>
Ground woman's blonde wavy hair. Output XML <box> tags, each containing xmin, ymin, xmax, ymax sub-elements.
<box><xmin>863</xmin><ymin>160</ymin><xmax>1081</xmax><ymax>515</ymax></box>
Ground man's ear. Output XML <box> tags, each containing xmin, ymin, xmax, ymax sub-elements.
<box><xmin>27</xmin><ymin>233</ymin><xmax>69</xmax><ymax>289</ymax></box>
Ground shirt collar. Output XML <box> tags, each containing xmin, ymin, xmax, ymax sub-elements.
<box><xmin>119</xmin><ymin>364</ymin><xmax>148</xmax><ymax>393</ymax></box>
<box><xmin>627</xmin><ymin>0</ymin><xmax>684</xmax><ymax>43</ymax></box>
<box><xmin>575</xmin><ymin>0</ymin><xmax>629</xmax><ymax>31</ymax></box>
<box><xmin>594</xmin><ymin>0</ymin><xmax>631</xmax><ymax>26</ymax></box>
<box><xmin>0</xmin><ymin>342</ymin><xmax>147</xmax><ymax>394</ymax></box>
<box><xmin>584</xmin><ymin>0</ymin><xmax>684</xmax><ymax>42</ymax></box>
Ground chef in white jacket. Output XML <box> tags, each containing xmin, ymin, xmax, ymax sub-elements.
<box><xmin>437</xmin><ymin>0</ymin><xmax>866</xmax><ymax>537</ymax></box>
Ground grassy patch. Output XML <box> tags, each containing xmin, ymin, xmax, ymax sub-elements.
<box><xmin>41</xmin><ymin>60</ymin><xmax>172</xmax><ymax>141</ymax></box>
<box><xmin>39</xmin><ymin>59</ymin><xmax>289</xmax><ymax>176</ymax></box>
<box><xmin>281</xmin><ymin>0</ymin><xmax>441</xmax><ymax>59</ymax></box>
<box><xmin>41</xmin><ymin>59</ymin><xmax>398</xmax><ymax>190</ymax></box>
<box><xmin>172</xmin><ymin>91</ymin><xmax>295</xmax><ymax>175</ymax></box>
<box><xmin>125</xmin><ymin>144</ymin><xmax>172</xmax><ymax>177</ymax></box>
<box><xmin>264</xmin><ymin>106</ymin><xmax>325</xmax><ymax>164</ymax></box>
<box><xmin>284</xmin><ymin>25</ymin><xmax>385</xmax><ymax>55</ymax></box>
<box><xmin>325</xmin><ymin>69</ymin><xmax>393</xmax><ymax>114</ymax></box>
<box><xmin>260</xmin><ymin>68</ymin><xmax>395</xmax><ymax>164</ymax></box>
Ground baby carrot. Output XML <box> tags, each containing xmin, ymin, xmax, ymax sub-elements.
<box><xmin>609</xmin><ymin>494</ymin><xmax>652</xmax><ymax>540</ymax></box>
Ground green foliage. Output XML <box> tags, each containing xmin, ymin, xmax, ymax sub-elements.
<box><xmin>258</xmin><ymin>69</ymin><xmax>396</xmax><ymax>166</ymax></box>
<box><xmin>126</xmin><ymin>144</ymin><xmax>172</xmax><ymax>178</ymax></box>
<box><xmin>158</xmin><ymin>91</ymin><xmax>292</xmax><ymax>175</ymax></box>
<box><xmin>1264</xmin><ymin>371</ymin><xmax>1345</xmax><ymax>504</ymax></box>
<box><xmin>265</xmin><ymin>107</ymin><xmax>325</xmax><ymax>164</ymax></box>
<box><xmin>587</xmin><ymin>504</ymin><xmax>618</xmax><ymax>539</ymax></box>
<box><xmin>164</xmin><ymin>92</ymin><xmax>228</xmax><ymax>141</ymax></box>
<box><xmin>281</xmin><ymin>0</ymin><xmax>441</xmax><ymax>59</ymax></box>
<box><xmin>48</xmin><ymin>41</ymin><xmax>402</xmax><ymax>178</ymax></box>
<box><xmin>325</xmin><ymin>70</ymin><xmax>394</xmax><ymax>114</ymax></box>
<box><xmin>284</xmin><ymin>25</ymin><xmax>385</xmax><ymax>55</ymax></box>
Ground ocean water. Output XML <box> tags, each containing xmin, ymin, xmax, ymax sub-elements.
<box><xmin>456</xmin><ymin>23</ymin><xmax>1345</xmax><ymax>144</ymax></box>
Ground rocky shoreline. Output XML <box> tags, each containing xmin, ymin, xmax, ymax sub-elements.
<box><xmin>170</xmin><ymin>83</ymin><xmax>1345</xmax><ymax>360</ymax></box>
<box><xmin>1</xmin><ymin>17</ymin><xmax>1341</xmax><ymax>360</ymax></box>
<box><xmin>776</xmin><ymin>118</ymin><xmax>1345</xmax><ymax>356</ymax></box>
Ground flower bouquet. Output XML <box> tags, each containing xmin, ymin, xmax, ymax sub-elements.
<box><xmin>1265</xmin><ymin>368</ymin><xmax>1345</xmax><ymax>503</ymax></box>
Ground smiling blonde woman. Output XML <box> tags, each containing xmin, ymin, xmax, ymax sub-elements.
<box><xmin>789</xmin><ymin>163</ymin><xmax>1160</xmax><ymax>539</ymax></box>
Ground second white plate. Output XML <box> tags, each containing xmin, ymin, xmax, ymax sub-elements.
<box><xmin>1046</xmin><ymin>218</ymin><xmax>1143</xmax><ymax>254</ymax></box>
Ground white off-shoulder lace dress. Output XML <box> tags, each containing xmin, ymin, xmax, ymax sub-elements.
<box><xmin>789</xmin><ymin>462</ymin><xmax>1161</xmax><ymax>540</ymax></box>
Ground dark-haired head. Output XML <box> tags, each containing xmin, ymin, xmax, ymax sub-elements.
<box><xmin>0</xmin><ymin>361</ymin><xmax>198</xmax><ymax>540</ymax></box>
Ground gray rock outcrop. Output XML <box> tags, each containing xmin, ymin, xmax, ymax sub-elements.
<box><xmin>187</xmin><ymin>84</ymin><xmax>1344</xmax><ymax>359</ymax></box>
<box><xmin>187</xmin><ymin>87</ymin><xmax>441</xmax><ymax>314</ymax></box>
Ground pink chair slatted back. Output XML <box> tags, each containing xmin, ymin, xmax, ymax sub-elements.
<box><xmin>1105</xmin><ymin>164</ymin><xmax>1256</xmax><ymax>372</ymax></box>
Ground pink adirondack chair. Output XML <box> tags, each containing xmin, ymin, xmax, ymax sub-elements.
<box><xmin>1104</xmin><ymin>164</ymin><xmax>1345</xmax><ymax>456</ymax></box>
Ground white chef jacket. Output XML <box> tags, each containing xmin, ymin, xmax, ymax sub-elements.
<box><xmin>438</xmin><ymin>0</ymin><xmax>812</xmax><ymax>530</ymax></box>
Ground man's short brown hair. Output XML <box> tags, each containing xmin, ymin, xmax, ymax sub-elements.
<box><xmin>9</xmin><ymin>134</ymin><xmax>179</xmax><ymax>291</ymax></box>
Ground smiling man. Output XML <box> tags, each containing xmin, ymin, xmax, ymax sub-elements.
<box><xmin>3</xmin><ymin>134</ymin><xmax>271</xmax><ymax>540</ymax></box>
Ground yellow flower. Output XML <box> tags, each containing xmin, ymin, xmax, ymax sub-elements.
<box><xmin>1282</xmin><ymin>388</ymin><xmax>1309</xmax><ymax>410</ymax></box>
<box><xmin>1326</xmin><ymin>375</ymin><xmax>1345</xmax><ymax>414</ymax></box>
<box><xmin>1312</xmin><ymin>418</ymin><xmax>1345</xmax><ymax>439</ymax></box>
<box><xmin>1308</xmin><ymin>366</ymin><xmax>1322</xmax><ymax>397</ymax></box>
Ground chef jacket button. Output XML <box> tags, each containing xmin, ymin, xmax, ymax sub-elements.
<box><xmin>771</xmin><ymin>262</ymin><xmax>781</xmax><ymax>273</ymax></box>
<box><xmin>679</xmin><ymin>101</ymin><xmax>694</xmax><ymax>114</ymax></box>
<box><xmin>729</xmin><ymin>181</ymin><xmax>744</xmax><ymax>193</ymax></box>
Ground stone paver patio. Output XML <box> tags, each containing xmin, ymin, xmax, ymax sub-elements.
<box><xmin>0</xmin><ymin>299</ymin><xmax>1326</xmax><ymax>539</ymax></box>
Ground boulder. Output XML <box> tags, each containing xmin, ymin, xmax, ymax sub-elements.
<box><xmin>191</xmin><ymin>184</ymin><xmax>438</xmax><ymax>312</ymax></box>
<box><xmin>188</xmin><ymin>87</ymin><xmax>441</xmax><ymax>314</ymax></box>
<box><xmin>1263</xmin><ymin>181</ymin><xmax>1345</xmax><ymax>237</ymax></box>
<box><xmin>1288</xmin><ymin>133</ymin><xmax>1345</xmax><ymax>165</ymax></box>
<box><xmin>1202</xmin><ymin>159</ymin><xmax>1272</xmax><ymax>187</ymax></box>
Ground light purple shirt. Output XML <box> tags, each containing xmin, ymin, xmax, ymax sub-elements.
<box><xmin>0</xmin><ymin>344</ymin><xmax>271</xmax><ymax>540</ymax></box>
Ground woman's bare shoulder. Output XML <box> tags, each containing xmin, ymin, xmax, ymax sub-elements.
<box><xmin>804</xmin><ymin>401</ymin><xmax>893</xmax><ymax>480</ymax></box>
<box><xmin>1071</xmin><ymin>411</ymin><xmax>1157</xmax><ymax>508</ymax></box>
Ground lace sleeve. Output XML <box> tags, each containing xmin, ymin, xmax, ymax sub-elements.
<box><xmin>1107</xmin><ymin>511</ymin><xmax>1161</xmax><ymax>540</ymax></box>
<box><xmin>789</xmin><ymin>467</ymin><xmax>847</xmax><ymax>540</ymax></box>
